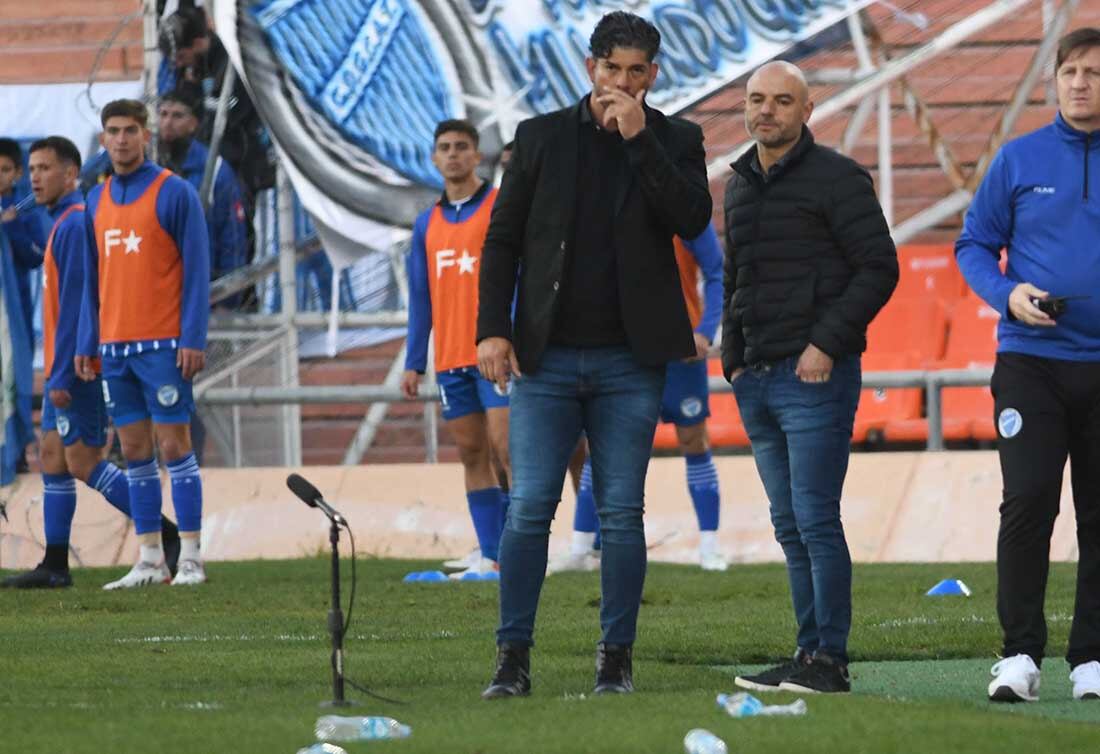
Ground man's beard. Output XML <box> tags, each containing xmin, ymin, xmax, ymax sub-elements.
<box><xmin>157</xmin><ymin>136</ymin><xmax>192</xmax><ymax>173</ymax></box>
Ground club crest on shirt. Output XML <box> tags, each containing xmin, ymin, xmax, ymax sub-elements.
<box><xmin>998</xmin><ymin>407</ymin><xmax>1023</xmax><ymax>439</ymax></box>
<box><xmin>157</xmin><ymin>384</ymin><xmax>180</xmax><ymax>407</ymax></box>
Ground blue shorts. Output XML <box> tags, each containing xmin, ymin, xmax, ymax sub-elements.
<box><xmin>101</xmin><ymin>347</ymin><xmax>194</xmax><ymax>426</ymax></box>
<box><xmin>40</xmin><ymin>378</ymin><xmax>109</xmax><ymax>447</ymax></box>
<box><xmin>659</xmin><ymin>359</ymin><xmax>710</xmax><ymax>426</ymax></box>
<box><xmin>437</xmin><ymin>366</ymin><xmax>509</xmax><ymax>421</ymax></box>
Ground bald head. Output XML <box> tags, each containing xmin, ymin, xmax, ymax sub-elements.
<box><xmin>745</xmin><ymin>60</ymin><xmax>813</xmax><ymax>151</ymax></box>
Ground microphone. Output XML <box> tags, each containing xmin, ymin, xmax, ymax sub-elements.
<box><xmin>287</xmin><ymin>473</ymin><xmax>347</xmax><ymax>525</ymax></box>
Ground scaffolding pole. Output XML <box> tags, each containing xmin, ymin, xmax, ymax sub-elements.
<box><xmin>276</xmin><ymin>165</ymin><xmax>302</xmax><ymax>466</ymax></box>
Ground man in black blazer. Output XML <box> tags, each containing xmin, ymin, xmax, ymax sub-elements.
<box><xmin>476</xmin><ymin>11</ymin><xmax>711</xmax><ymax>699</ymax></box>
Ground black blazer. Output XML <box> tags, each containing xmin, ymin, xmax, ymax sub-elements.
<box><xmin>477</xmin><ymin>97</ymin><xmax>712</xmax><ymax>374</ymax></box>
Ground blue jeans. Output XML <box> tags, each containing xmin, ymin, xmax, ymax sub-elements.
<box><xmin>733</xmin><ymin>355</ymin><xmax>861</xmax><ymax>664</ymax></box>
<box><xmin>497</xmin><ymin>346</ymin><xmax>665</xmax><ymax>647</ymax></box>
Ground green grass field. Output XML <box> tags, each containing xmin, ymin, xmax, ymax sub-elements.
<box><xmin>1</xmin><ymin>559</ymin><xmax>1096</xmax><ymax>753</ymax></box>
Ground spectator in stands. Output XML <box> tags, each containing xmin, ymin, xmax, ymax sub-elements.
<box><xmin>476</xmin><ymin>11</ymin><xmax>710</xmax><ymax>698</ymax></box>
<box><xmin>722</xmin><ymin>61</ymin><xmax>897</xmax><ymax>695</ymax></box>
<box><xmin>550</xmin><ymin>223</ymin><xmax>728</xmax><ymax>575</ymax></box>
<box><xmin>158</xmin><ymin>5</ymin><xmax>275</xmax><ymax>206</ymax></box>
<box><xmin>75</xmin><ymin>99</ymin><xmax>210</xmax><ymax>590</ymax></box>
<box><xmin>157</xmin><ymin>86</ymin><xmax>249</xmax><ymax>305</ymax></box>
<box><xmin>0</xmin><ymin>138</ymin><xmax>48</xmax><ymax>354</ymax></box>
<box><xmin>2</xmin><ymin>137</ymin><xmax>180</xmax><ymax>589</ymax></box>
<box><xmin>957</xmin><ymin>27</ymin><xmax>1100</xmax><ymax>704</ymax></box>
<box><xmin>402</xmin><ymin>119</ymin><xmax>510</xmax><ymax>581</ymax></box>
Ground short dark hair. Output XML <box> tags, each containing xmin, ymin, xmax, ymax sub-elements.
<box><xmin>434</xmin><ymin>119</ymin><xmax>479</xmax><ymax>148</ymax></box>
<box><xmin>1057</xmin><ymin>27</ymin><xmax>1100</xmax><ymax>70</ymax></box>
<box><xmin>160</xmin><ymin>86</ymin><xmax>204</xmax><ymax>119</ymax></box>
<box><xmin>589</xmin><ymin>11</ymin><xmax>661</xmax><ymax>62</ymax></box>
<box><xmin>159</xmin><ymin>7</ymin><xmax>208</xmax><ymax>57</ymax></box>
<box><xmin>29</xmin><ymin>136</ymin><xmax>82</xmax><ymax>170</ymax></box>
<box><xmin>101</xmin><ymin>99</ymin><xmax>149</xmax><ymax>128</ymax></box>
<box><xmin>0</xmin><ymin>138</ymin><xmax>22</xmax><ymax>167</ymax></box>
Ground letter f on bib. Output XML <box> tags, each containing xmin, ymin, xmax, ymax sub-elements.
<box><xmin>436</xmin><ymin>248</ymin><xmax>456</xmax><ymax>278</ymax></box>
<box><xmin>104</xmin><ymin>228</ymin><xmax>122</xmax><ymax>257</ymax></box>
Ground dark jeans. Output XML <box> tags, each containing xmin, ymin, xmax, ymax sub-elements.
<box><xmin>991</xmin><ymin>352</ymin><xmax>1100</xmax><ymax>668</ymax></box>
<box><xmin>733</xmin><ymin>355</ymin><xmax>861</xmax><ymax>664</ymax></box>
<box><xmin>496</xmin><ymin>346</ymin><xmax>665</xmax><ymax>647</ymax></box>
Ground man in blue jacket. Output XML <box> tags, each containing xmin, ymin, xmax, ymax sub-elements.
<box><xmin>157</xmin><ymin>87</ymin><xmax>249</xmax><ymax>302</ymax></box>
<box><xmin>957</xmin><ymin>27</ymin><xmax>1100</xmax><ymax>704</ymax></box>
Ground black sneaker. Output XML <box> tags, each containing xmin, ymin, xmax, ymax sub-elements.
<box><xmin>481</xmin><ymin>643</ymin><xmax>531</xmax><ymax>699</ymax></box>
<box><xmin>734</xmin><ymin>649</ymin><xmax>812</xmax><ymax>692</ymax></box>
<box><xmin>779</xmin><ymin>653</ymin><xmax>851</xmax><ymax>694</ymax></box>
<box><xmin>1</xmin><ymin>563</ymin><xmax>73</xmax><ymax>589</ymax></box>
<box><xmin>594</xmin><ymin>643</ymin><xmax>634</xmax><ymax>694</ymax></box>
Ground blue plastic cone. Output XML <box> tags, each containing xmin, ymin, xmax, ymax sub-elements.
<box><xmin>926</xmin><ymin>578</ymin><xmax>972</xmax><ymax>597</ymax></box>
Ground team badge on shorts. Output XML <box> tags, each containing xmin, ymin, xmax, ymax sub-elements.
<box><xmin>157</xmin><ymin>384</ymin><xmax>180</xmax><ymax>407</ymax></box>
<box><xmin>493</xmin><ymin>379</ymin><xmax>513</xmax><ymax>397</ymax></box>
<box><xmin>56</xmin><ymin>415</ymin><xmax>71</xmax><ymax>438</ymax></box>
<box><xmin>680</xmin><ymin>397</ymin><xmax>703</xmax><ymax>419</ymax></box>
<box><xmin>998</xmin><ymin>408</ymin><xmax>1023</xmax><ymax>439</ymax></box>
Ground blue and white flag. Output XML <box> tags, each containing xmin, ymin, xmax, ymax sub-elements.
<box><xmin>213</xmin><ymin>0</ymin><xmax>873</xmax><ymax>249</ymax></box>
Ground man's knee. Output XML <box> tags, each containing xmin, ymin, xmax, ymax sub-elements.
<box><xmin>676</xmin><ymin>422</ymin><xmax>709</xmax><ymax>455</ymax></box>
<box><xmin>507</xmin><ymin>497</ymin><xmax>557</xmax><ymax>536</ymax></box>
<box><xmin>38</xmin><ymin>434</ymin><xmax>66</xmax><ymax>475</ymax></box>
<box><xmin>597</xmin><ymin>507</ymin><xmax>645</xmax><ymax>546</ymax></box>
<box><xmin>155</xmin><ymin>425</ymin><xmax>193</xmax><ymax>463</ymax></box>
<box><xmin>63</xmin><ymin>444</ymin><xmax>102</xmax><ymax>483</ymax></box>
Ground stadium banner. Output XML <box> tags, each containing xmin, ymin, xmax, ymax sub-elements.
<box><xmin>213</xmin><ymin>0</ymin><xmax>873</xmax><ymax>249</ymax></box>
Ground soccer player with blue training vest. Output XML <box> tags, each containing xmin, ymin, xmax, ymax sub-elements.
<box><xmin>402</xmin><ymin>119</ymin><xmax>510</xmax><ymax>581</ymax></box>
<box><xmin>75</xmin><ymin>99</ymin><xmax>210</xmax><ymax>590</ymax></box>
<box><xmin>1</xmin><ymin>137</ymin><xmax>181</xmax><ymax>589</ymax></box>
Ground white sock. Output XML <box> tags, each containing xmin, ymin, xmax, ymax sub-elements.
<box><xmin>180</xmin><ymin>537</ymin><xmax>201</xmax><ymax>562</ymax></box>
<box><xmin>699</xmin><ymin>531</ymin><xmax>718</xmax><ymax>556</ymax></box>
<box><xmin>571</xmin><ymin>530</ymin><xmax>597</xmax><ymax>555</ymax></box>
<box><xmin>140</xmin><ymin>543</ymin><xmax>164</xmax><ymax>565</ymax></box>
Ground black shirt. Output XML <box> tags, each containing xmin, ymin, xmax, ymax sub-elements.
<box><xmin>550</xmin><ymin>98</ymin><xmax>629</xmax><ymax>348</ymax></box>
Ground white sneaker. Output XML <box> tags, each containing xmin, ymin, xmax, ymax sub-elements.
<box><xmin>448</xmin><ymin>557</ymin><xmax>499</xmax><ymax>581</ymax></box>
<box><xmin>546</xmin><ymin>549</ymin><xmax>600</xmax><ymax>575</ymax></box>
<box><xmin>1071</xmin><ymin>660</ymin><xmax>1100</xmax><ymax>700</ymax></box>
<box><xmin>443</xmin><ymin>548</ymin><xmax>481</xmax><ymax>570</ymax></box>
<box><xmin>103</xmin><ymin>561</ymin><xmax>170</xmax><ymax>591</ymax></box>
<box><xmin>700</xmin><ymin>550</ymin><xmax>729</xmax><ymax>572</ymax></box>
<box><xmin>988</xmin><ymin>654</ymin><xmax>1040</xmax><ymax>702</ymax></box>
<box><xmin>171</xmin><ymin>559</ymin><xmax>207</xmax><ymax>586</ymax></box>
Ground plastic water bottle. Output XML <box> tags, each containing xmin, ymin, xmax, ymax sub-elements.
<box><xmin>684</xmin><ymin>728</ymin><xmax>728</xmax><ymax>754</ymax></box>
<box><xmin>296</xmin><ymin>745</ymin><xmax>347</xmax><ymax>754</ymax></box>
<box><xmin>314</xmin><ymin>715</ymin><xmax>412</xmax><ymax>742</ymax></box>
<box><xmin>717</xmin><ymin>692</ymin><xmax>807</xmax><ymax>717</ymax></box>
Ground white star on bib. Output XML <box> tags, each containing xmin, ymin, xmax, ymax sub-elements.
<box><xmin>456</xmin><ymin>250</ymin><xmax>478</xmax><ymax>274</ymax></box>
<box><xmin>123</xmin><ymin>229</ymin><xmax>142</xmax><ymax>254</ymax></box>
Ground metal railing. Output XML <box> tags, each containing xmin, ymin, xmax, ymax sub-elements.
<box><xmin>195</xmin><ymin>367</ymin><xmax>995</xmax><ymax>454</ymax></box>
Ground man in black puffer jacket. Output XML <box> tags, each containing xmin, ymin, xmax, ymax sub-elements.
<box><xmin>723</xmin><ymin>61</ymin><xmax>898</xmax><ymax>696</ymax></box>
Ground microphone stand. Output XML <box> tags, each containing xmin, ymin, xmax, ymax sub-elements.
<box><xmin>320</xmin><ymin>512</ymin><xmax>356</xmax><ymax>708</ymax></box>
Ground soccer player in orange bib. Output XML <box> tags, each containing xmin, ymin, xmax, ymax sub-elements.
<box><xmin>402</xmin><ymin>120</ymin><xmax>509</xmax><ymax>581</ymax></box>
<box><xmin>75</xmin><ymin>99</ymin><xmax>210</xmax><ymax>589</ymax></box>
<box><xmin>1</xmin><ymin>136</ymin><xmax>181</xmax><ymax>589</ymax></box>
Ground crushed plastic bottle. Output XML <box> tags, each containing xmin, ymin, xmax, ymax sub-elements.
<box><xmin>315</xmin><ymin>715</ymin><xmax>411</xmax><ymax>742</ymax></box>
<box><xmin>296</xmin><ymin>745</ymin><xmax>347</xmax><ymax>754</ymax></box>
<box><xmin>717</xmin><ymin>692</ymin><xmax>807</xmax><ymax>717</ymax></box>
<box><xmin>684</xmin><ymin>728</ymin><xmax>728</xmax><ymax>754</ymax></box>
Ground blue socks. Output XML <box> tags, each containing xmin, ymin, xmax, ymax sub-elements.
<box><xmin>467</xmin><ymin>487</ymin><xmax>503</xmax><ymax>562</ymax></box>
<box><xmin>87</xmin><ymin>461</ymin><xmax>131</xmax><ymax>516</ymax></box>
<box><xmin>686</xmin><ymin>451</ymin><xmax>720</xmax><ymax>532</ymax></box>
<box><xmin>126</xmin><ymin>457</ymin><xmax>162</xmax><ymax>535</ymax></box>
<box><xmin>42</xmin><ymin>473</ymin><xmax>77</xmax><ymax>546</ymax></box>
<box><xmin>166</xmin><ymin>453</ymin><xmax>202</xmax><ymax>533</ymax></box>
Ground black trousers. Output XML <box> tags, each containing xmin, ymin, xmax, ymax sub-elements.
<box><xmin>992</xmin><ymin>352</ymin><xmax>1100</xmax><ymax>668</ymax></box>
